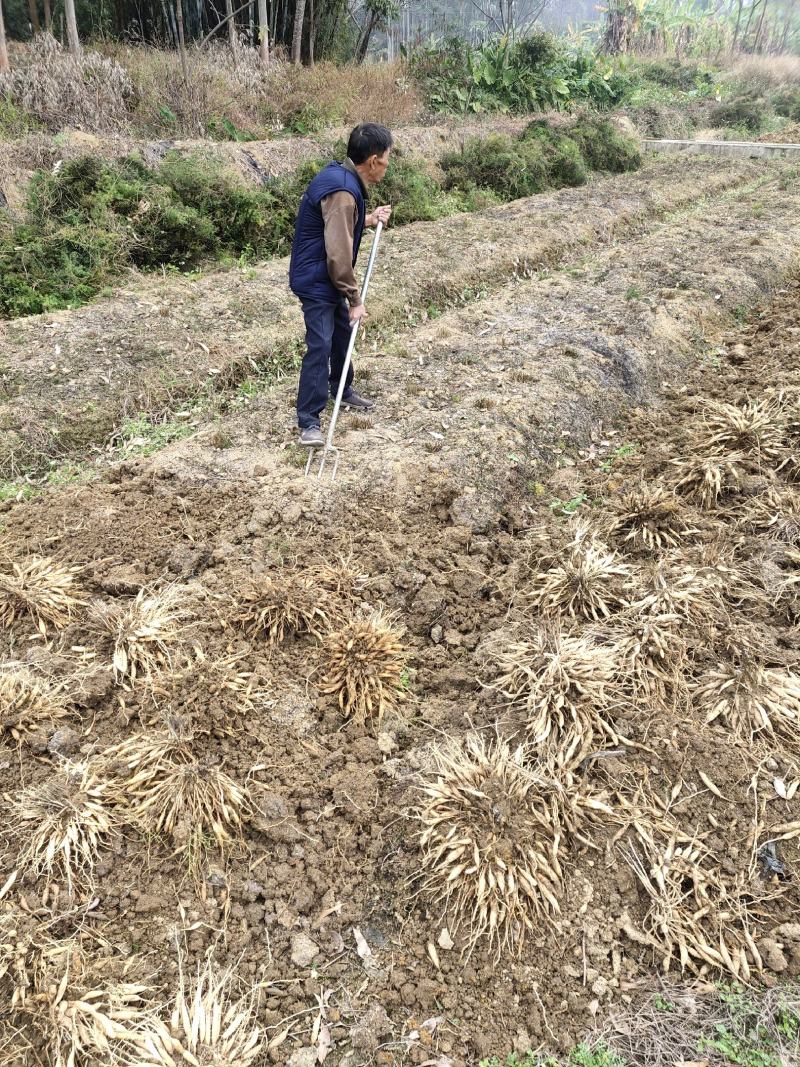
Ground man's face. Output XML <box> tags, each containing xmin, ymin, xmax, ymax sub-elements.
<box><xmin>365</xmin><ymin>149</ymin><xmax>390</xmax><ymax>185</ymax></box>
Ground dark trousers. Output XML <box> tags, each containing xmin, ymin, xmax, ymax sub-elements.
<box><xmin>296</xmin><ymin>297</ymin><xmax>355</xmax><ymax>429</ymax></box>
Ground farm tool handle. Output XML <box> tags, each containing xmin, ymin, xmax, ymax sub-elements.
<box><xmin>305</xmin><ymin>221</ymin><xmax>384</xmax><ymax>482</ymax></box>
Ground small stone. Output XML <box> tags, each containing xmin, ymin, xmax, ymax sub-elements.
<box><xmin>438</xmin><ymin>927</ymin><xmax>454</xmax><ymax>950</ymax></box>
<box><xmin>588</xmin><ymin>999</ymin><xmax>600</xmax><ymax>1016</ymax></box>
<box><xmin>377</xmin><ymin>732</ymin><xmax>397</xmax><ymax>755</ymax></box>
<box><xmin>286</xmin><ymin>1048</ymin><xmax>317</xmax><ymax>1067</ymax></box>
<box><xmin>290</xmin><ymin>932</ymin><xmax>319</xmax><ymax>968</ymax></box>
<box><xmin>252</xmin><ymin>464</ymin><xmax>269</xmax><ymax>478</ymax></box>
<box><xmin>758</xmin><ymin>937</ymin><xmax>788</xmax><ymax>973</ymax></box>
<box><xmin>350</xmin><ymin>1002</ymin><xmax>391</xmax><ymax>1052</ymax></box>
<box><xmin>591</xmin><ymin>976</ymin><xmax>609</xmax><ymax>997</ymax></box>
<box><xmin>47</xmin><ymin>727</ymin><xmax>80</xmax><ymax>757</ymax></box>
<box><xmin>430</xmin><ymin>624</ymin><xmax>443</xmax><ymax>644</ymax></box>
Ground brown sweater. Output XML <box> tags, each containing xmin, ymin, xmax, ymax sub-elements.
<box><xmin>319</xmin><ymin>158</ymin><xmax>366</xmax><ymax>307</ymax></box>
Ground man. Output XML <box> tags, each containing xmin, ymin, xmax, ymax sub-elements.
<box><xmin>289</xmin><ymin>123</ymin><xmax>393</xmax><ymax>447</ymax></box>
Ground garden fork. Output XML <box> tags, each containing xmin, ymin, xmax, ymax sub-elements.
<box><xmin>305</xmin><ymin>221</ymin><xmax>384</xmax><ymax>483</ymax></box>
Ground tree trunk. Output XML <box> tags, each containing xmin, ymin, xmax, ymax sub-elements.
<box><xmin>225</xmin><ymin>0</ymin><xmax>237</xmax><ymax>49</ymax></box>
<box><xmin>257</xmin><ymin>0</ymin><xmax>269</xmax><ymax>62</ymax></box>
<box><xmin>28</xmin><ymin>0</ymin><xmax>41</xmax><ymax>33</ymax></box>
<box><xmin>64</xmin><ymin>0</ymin><xmax>81</xmax><ymax>55</ymax></box>
<box><xmin>291</xmin><ymin>0</ymin><xmax>305</xmax><ymax>62</ymax></box>
<box><xmin>175</xmin><ymin>0</ymin><xmax>189</xmax><ymax>80</ymax></box>
<box><xmin>0</xmin><ymin>0</ymin><xmax>9</xmax><ymax>72</ymax></box>
<box><xmin>307</xmin><ymin>0</ymin><xmax>314</xmax><ymax>64</ymax></box>
<box><xmin>355</xmin><ymin>8</ymin><xmax>376</xmax><ymax>62</ymax></box>
<box><xmin>43</xmin><ymin>0</ymin><xmax>51</xmax><ymax>30</ymax></box>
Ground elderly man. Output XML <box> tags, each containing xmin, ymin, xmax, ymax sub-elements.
<box><xmin>289</xmin><ymin>123</ymin><xmax>393</xmax><ymax>447</ymax></box>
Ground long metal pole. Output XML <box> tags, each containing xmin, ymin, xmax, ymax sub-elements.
<box><xmin>305</xmin><ymin>221</ymin><xmax>384</xmax><ymax>479</ymax></box>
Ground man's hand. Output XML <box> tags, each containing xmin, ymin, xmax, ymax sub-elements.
<box><xmin>365</xmin><ymin>205</ymin><xmax>392</xmax><ymax>228</ymax></box>
<box><xmin>349</xmin><ymin>303</ymin><xmax>366</xmax><ymax>325</ymax></box>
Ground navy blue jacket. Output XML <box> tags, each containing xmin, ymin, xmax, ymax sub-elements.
<box><xmin>289</xmin><ymin>162</ymin><xmax>366</xmax><ymax>303</ymax></box>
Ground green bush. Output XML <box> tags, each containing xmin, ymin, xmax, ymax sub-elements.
<box><xmin>624</xmin><ymin>103</ymin><xmax>694</xmax><ymax>139</ymax></box>
<box><xmin>371</xmin><ymin>151</ymin><xmax>454</xmax><ymax>224</ymax></box>
<box><xmin>709</xmin><ymin>95</ymin><xmax>767</xmax><ymax>133</ymax></box>
<box><xmin>632</xmin><ymin>57</ymin><xmax>715</xmax><ymax>93</ymax></box>
<box><xmin>440</xmin><ymin>118</ymin><xmax>637</xmax><ymax>201</ymax></box>
<box><xmin>408</xmin><ymin>33</ymin><xmax>630</xmax><ymax>115</ymax></box>
<box><xmin>565</xmin><ymin>115</ymin><xmax>642</xmax><ymax>173</ymax></box>
<box><xmin>772</xmin><ymin>87</ymin><xmax>800</xmax><ymax>122</ymax></box>
<box><xmin>441</xmin><ymin>134</ymin><xmax>549</xmax><ymax>200</ymax></box>
<box><xmin>522</xmin><ymin>120</ymin><xmax>588</xmax><ymax>187</ymax></box>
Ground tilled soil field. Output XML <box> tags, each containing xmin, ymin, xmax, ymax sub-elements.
<box><xmin>0</xmin><ymin>154</ymin><xmax>789</xmax><ymax>479</ymax></box>
<box><xmin>1</xmin><ymin>156</ymin><xmax>800</xmax><ymax>1067</ymax></box>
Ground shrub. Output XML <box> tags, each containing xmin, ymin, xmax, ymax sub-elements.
<box><xmin>564</xmin><ymin>115</ymin><xmax>642</xmax><ymax>173</ymax></box>
<box><xmin>709</xmin><ymin>95</ymin><xmax>767</xmax><ymax>133</ymax></box>
<box><xmin>441</xmin><ymin>134</ymin><xmax>549</xmax><ymax>200</ymax></box>
<box><xmin>371</xmin><ymin>151</ymin><xmax>454</xmax><ymax>225</ymax></box>
<box><xmin>773</xmin><ymin>87</ymin><xmax>800</xmax><ymax>121</ymax></box>
<box><xmin>625</xmin><ymin>103</ymin><xmax>694</xmax><ymax>139</ymax></box>
<box><xmin>632</xmin><ymin>57</ymin><xmax>715</xmax><ymax>93</ymax></box>
<box><xmin>522</xmin><ymin>120</ymin><xmax>588</xmax><ymax>187</ymax></box>
<box><xmin>0</xmin><ymin>34</ymin><xmax>133</xmax><ymax>133</ymax></box>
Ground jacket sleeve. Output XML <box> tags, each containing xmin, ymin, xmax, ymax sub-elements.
<box><xmin>320</xmin><ymin>191</ymin><xmax>361</xmax><ymax>306</ymax></box>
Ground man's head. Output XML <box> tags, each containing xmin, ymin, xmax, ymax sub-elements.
<box><xmin>347</xmin><ymin>123</ymin><xmax>392</xmax><ymax>186</ymax></box>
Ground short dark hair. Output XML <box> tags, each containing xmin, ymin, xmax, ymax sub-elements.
<box><xmin>347</xmin><ymin>123</ymin><xmax>393</xmax><ymax>164</ymax></box>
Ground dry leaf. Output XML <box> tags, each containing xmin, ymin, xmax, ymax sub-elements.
<box><xmin>426</xmin><ymin>942</ymin><xmax>441</xmax><ymax>969</ymax></box>
<box><xmin>352</xmin><ymin>926</ymin><xmax>372</xmax><ymax>960</ymax></box>
<box><xmin>267</xmin><ymin>1025</ymin><xmax>292</xmax><ymax>1050</ymax></box>
<box><xmin>317</xmin><ymin>1022</ymin><xmax>332</xmax><ymax>1063</ymax></box>
<box><xmin>774</xmin><ymin>777</ymin><xmax>788</xmax><ymax>799</ymax></box>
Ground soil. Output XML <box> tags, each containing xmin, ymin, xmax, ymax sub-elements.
<box><xmin>1</xmin><ymin>151</ymin><xmax>800</xmax><ymax>1067</ymax></box>
<box><xmin>0</xmin><ymin>154</ymin><xmax>791</xmax><ymax>480</ymax></box>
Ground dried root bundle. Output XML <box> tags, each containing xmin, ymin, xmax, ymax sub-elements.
<box><xmin>527</xmin><ymin>521</ymin><xmax>632</xmax><ymax>621</ymax></box>
<box><xmin>88</xmin><ymin>584</ymin><xmax>191</xmax><ymax>687</ymax></box>
<box><xmin>624</xmin><ymin>824</ymin><xmax>761</xmax><ymax>980</ymax></box>
<box><xmin>693</xmin><ymin>397</ymin><xmax>786</xmax><ymax>463</ymax></box>
<box><xmin>735</xmin><ymin>489</ymin><xmax>800</xmax><ymax>546</ymax></box>
<box><xmin>0</xmin><ymin>556</ymin><xmax>82</xmax><ymax>635</ymax></box>
<box><xmin>415</xmin><ymin>735</ymin><xmax>611</xmax><ymax>958</ymax></box>
<box><xmin>488</xmin><ymin>624</ymin><xmax>622</xmax><ymax>769</ymax></box>
<box><xmin>693</xmin><ymin>657</ymin><xmax>800</xmax><ymax>746</ymax></box>
<box><xmin>0</xmin><ymin>665</ymin><xmax>69</xmax><ymax>741</ymax></box>
<box><xmin>0</xmin><ymin>914</ymin><xmax>149</xmax><ymax>1067</ymax></box>
<box><xmin>309</xmin><ymin>554</ymin><xmax>369</xmax><ymax>601</ymax></box>
<box><xmin>630</xmin><ymin>558</ymin><xmax>726</xmax><ymax>640</ymax></box>
<box><xmin>103</xmin><ymin>727</ymin><xmax>247</xmax><ymax>870</ymax></box>
<box><xmin>605</xmin><ymin>483</ymin><xmax>694</xmax><ymax>553</ymax></box>
<box><xmin>615</xmin><ymin>614</ymin><xmax>689</xmax><ymax>708</ymax></box>
<box><xmin>9</xmin><ymin>761</ymin><xmax>116</xmax><ymax>893</ymax></box>
<box><xmin>234</xmin><ymin>570</ymin><xmax>329</xmax><ymax>644</ymax></box>
<box><xmin>121</xmin><ymin>958</ymin><xmax>263</xmax><ymax>1067</ymax></box>
<box><xmin>320</xmin><ymin>609</ymin><xmax>407</xmax><ymax>727</ymax></box>
<box><xmin>671</xmin><ymin>452</ymin><xmax>747</xmax><ymax>509</ymax></box>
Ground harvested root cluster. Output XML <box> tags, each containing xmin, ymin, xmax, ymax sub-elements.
<box><xmin>320</xmin><ymin>609</ymin><xmax>407</xmax><ymax>726</ymax></box>
<box><xmin>235</xmin><ymin>569</ymin><xmax>329</xmax><ymax>644</ymax></box>
<box><xmin>615</xmin><ymin>614</ymin><xmax>688</xmax><ymax>707</ymax></box>
<box><xmin>671</xmin><ymin>452</ymin><xmax>747</xmax><ymax>509</ymax></box>
<box><xmin>527</xmin><ymin>521</ymin><xmax>631</xmax><ymax>621</ymax></box>
<box><xmin>121</xmin><ymin>958</ymin><xmax>263</xmax><ymax>1067</ymax></box>
<box><xmin>631</xmin><ymin>557</ymin><xmax>725</xmax><ymax>638</ymax></box>
<box><xmin>0</xmin><ymin>909</ymin><xmax>150</xmax><ymax>1067</ymax></box>
<box><xmin>416</xmin><ymin>735</ymin><xmax>611</xmax><ymax>957</ymax></box>
<box><xmin>8</xmin><ymin>761</ymin><xmax>116</xmax><ymax>893</ymax></box>
<box><xmin>605</xmin><ymin>483</ymin><xmax>694</xmax><ymax>553</ymax></box>
<box><xmin>693</xmin><ymin>397</ymin><xmax>786</xmax><ymax>464</ymax></box>
<box><xmin>88</xmin><ymin>584</ymin><xmax>191</xmax><ymax>687</ymax></box>
<box><xmin>488</xmin><ymin>624</ymin><xmax>622</xmax><ymax>769</ymax></box>
<box><xmin>624</xmin><ymin>823</ymin><xmax>761</xmax><ymax>979</ymax></box>
<box><xmin>102</xmin><ymin>725</ymin><xmax>247</xmax><ymax>871</ymax></box>
<box><xmin>0</xmin><ymin>556</ymin><xmax>82</xmax><ymax>635</ymax></box>
<box><xmin>693</xmin><ymin>656</ymin><xmax>800</xmax><ymax>747</ymax></box>
<box><xmin>0</xmin><ymin>665</ymin><xmax>68</xmax><ymax>741</ymax></box>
